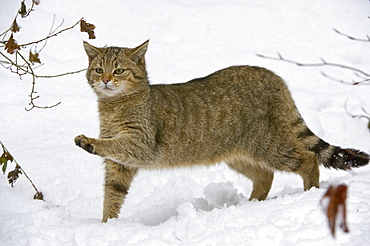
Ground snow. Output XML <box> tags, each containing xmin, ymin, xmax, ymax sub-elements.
<box><xmin>1</xmin><ymin>0</ymin><xmax>370</xmax><ymax>245</ymax></box>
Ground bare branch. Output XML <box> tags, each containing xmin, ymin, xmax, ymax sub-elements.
<box><xmin>320</xmin><ymin>71</ymin><xmax>370</xmax><ymax>86</ymax></box>
<box><xmin>344</xmin><ymin>100</ymin><xmax>370</xmax><ymax>131</ymax></box>
<box><xmin>334</xmin><ymin>28</ymin><xmax>370</xmax><ymax>43</ymax></box>
<box><xmin>50</xmin><ymin>17</ymin><xmax>65</xmax><ymax>35</ymax></box>
<box><xmin>0</xmin><ymin>18</ymin><xmax>16</xmax><ymax>38</ymax></box>
<box><xmin>273</xmin><ymin>28</ymin><xmax>370</xmax><ymax>85</ymax></box>
<box><xmin>19</xmin><ymin>18</ymin><xmax>83</xmax><ymax>48</ymax></box>
<box><xmin>14</xmin><ymin>50</ymin><xmax>61</xmax><ymax>111</ymax></box>
<box><xmin>1</xmin><ymin>51</ymin><xmax>86</xmax><ymax>79</ymax></box>
<box><xmin>256</xmin><ymin>53</ymin><xmax>370</xmax><ymax>78</ymax></box>
<box><xmin>36</xmin><ymin>69</ymin><xmax>87</xmax><ymax>78</ymax></box>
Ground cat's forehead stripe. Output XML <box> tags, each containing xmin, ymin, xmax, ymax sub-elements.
<box><xmin>101</xmin><ymin>47</ymin><xmax>125</xmax><ymax>67</ymax></box>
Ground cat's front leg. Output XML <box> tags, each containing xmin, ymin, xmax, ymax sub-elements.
<box><xmin>102</xmin><ymin>159</ymin><xmax>138</xmax><ymax>222</ymax></box>
<box><xmin>75</xmin><ymin>134</ymin><xmax>156</xmax><ymax>166</ymax></box>
<box><xmin>74</xmin><ymin>134</ymin><xmax>101</xmax><ymax>156</ymax></box>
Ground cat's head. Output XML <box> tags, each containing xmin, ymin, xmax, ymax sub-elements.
<box><xmin>83</xmin><ymin>41</ymin><xmax>149</xmax><ymax>98</ymax></box>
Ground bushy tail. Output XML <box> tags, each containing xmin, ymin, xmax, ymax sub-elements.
<box><xmin>303</xmin><ymin>129</ymin><xmax>369</xmax><ymax>170</ymax></box>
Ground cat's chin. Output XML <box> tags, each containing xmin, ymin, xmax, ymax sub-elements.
<box><xmin>98</xmin><ymin>88</ymin><xmax>120</xmax><ymax>98</ymax></box>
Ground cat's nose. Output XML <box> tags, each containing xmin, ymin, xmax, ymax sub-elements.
<box><xmin>102</xmin><ymin>79</ymin><xmax>110</xmax><ymax>84</ymax></box>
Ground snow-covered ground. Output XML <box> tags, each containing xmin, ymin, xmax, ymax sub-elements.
<box><xmin>1</xmin><ymin>0</ymin><xmax>370</xmax><ymax>245</ymax></box>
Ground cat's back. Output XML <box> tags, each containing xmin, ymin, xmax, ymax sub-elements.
<box><xmin>149</xmin><ymin>65</ymin><xmax>296</xmax><ymax>134</ymax></box>
<box><xmin>150</xmin><ymin>65</ymin><xmax>291</xmax><ymax>106</ymax></box>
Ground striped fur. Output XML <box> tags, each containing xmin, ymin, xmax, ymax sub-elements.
<box><xmin>301</xmin><ymin>128</ymin><xmax>369</xmax><ymax>170</ymax></box>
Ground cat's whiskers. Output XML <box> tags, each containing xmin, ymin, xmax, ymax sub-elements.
<box><xmin>117</xmin><ymin>86</ymin><xmax>130</xmax><ymax>99</ymax></box>
<box><xmin>92</xmin><ymin>83</ymin><xmax>102</xmax><ymax>95</ymax></box>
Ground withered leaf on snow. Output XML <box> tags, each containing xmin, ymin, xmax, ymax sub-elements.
<box><xmin>19</xmin><ymin>1</ymin><xmax>27</xmax><ymax>18</ymax></box>
<box><xmin>11</xmin><ymin>19</ymin><xmax>21</xmax><ymax>33</ymax></box>
<box><xmin>34</xmin><ymin>191</ymin><xmax>44</xmax><ymax>200</ymax></box>
<box><xmin>322</xmin><ymin>184</ymin><xmax>349</xmax><ymax>238</ymax></box>
<box><xmin>29</xmin><ymin>50</ymin><xmax>41</xmax><ymax>64</ymax></box>
<box><xmin>33</xmin><ymin>0</ymin><xmax>41</xmax><ymax>5</ymax></box>
<box><xmin>5</xmin><ymin>34</ymin><xmax>21</xmax><ymax>54</ymax></box>
<box><xmin>80</xmin><ymin>20</ymin><xmax>96</xmax><ymax>39</ymax></box>
<box><xmin>7</xmin><ymin>164</ymin><xmax>22</xmax><ymax>187</ymax></box>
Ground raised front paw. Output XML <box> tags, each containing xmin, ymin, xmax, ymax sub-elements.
<box><xmin>74</xmin><ymin>134</ymin><xmax>96</xmax><ymax>154</ymax></box>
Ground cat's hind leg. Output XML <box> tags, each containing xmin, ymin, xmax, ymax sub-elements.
<box><xmin>270</xmin><ymin>148</ymin><xmax>320</xmax><ymax>191</ymax></box>
<box><xmin>102</xmin><ymin>159</ymin><xmax>138</xmax><ymax>223</ymax></box>
<box><xmin>293</xmin><ymin>150</ymin><xmax>320</xmax><ymax>191</ymax></box>
<box><xmin>227</xmin><ymin>159</ymin><xmax>274</xmax><ymax>201</ymax></box>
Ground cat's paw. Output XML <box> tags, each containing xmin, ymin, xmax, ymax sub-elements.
<box><xmin>102</xmin><ymin>209</ymin><xmax>119</xmax><ymax>223</ymax></box>
<box><xmin>74</xmin><ymin>135</ymin><xmax>96</xmax><ymax>154</ymax></box>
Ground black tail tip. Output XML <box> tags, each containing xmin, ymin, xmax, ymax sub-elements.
<box><xmin>324</xmin><ymin>147</ymin><xmax>369</xmax><ymax>170</ymax></box>
<box><xmin>343</xmin><ymin>148</ymin><xmax>369</xmax><ymax>169</ymax></box>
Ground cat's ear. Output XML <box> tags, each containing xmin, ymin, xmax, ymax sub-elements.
<box><xmin>130</xmin><ymin>40</ymin><xmax>149</xmax><ymax>65</ymax></box>
<box><xmin>83</xmin><ymin>41</ymin><xmax>102</xmax><ymax>63</ymax></box>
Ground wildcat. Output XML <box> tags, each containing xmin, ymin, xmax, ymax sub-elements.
<box><xmin>75</xmin><ymin>40</ymin><xmax>369</xmax><ymax>223</ymax></box>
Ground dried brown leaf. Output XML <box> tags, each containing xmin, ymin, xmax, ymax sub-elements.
<box><xmin>29</xmin><ymin>50</ymin><xmax>41</xmax><ymax>64</ymax></box>
<box><xmin>322</xmin><ymin>184</ymin><xmax>349</xmax><ymax>238</ymax></box>
<box><xmin>5</xmin><ymin>34</ymin><xmax>21</xmax><ymax>54</ymax></box>
<box><xmin>19</xmin><ymin>1</ymin><xmax>27</xmax><ymax>18</ymax></box>
<box><xmin>80</xmin><ymin>20</ymin><xmax>96</xmax><ymax>39</ymax></box>
<box><xmin>11</xmin><ymin>19</ymin><xmax>21</xmax><ymax>33</ymax></box>
<box><xmin>34</xmin><ymin>191</ymin><xmax>44</xmax><ymax>200</ymax></box>
<box><xmin>7</xmin><ymin>164</ymin><xmax>22</xmax><ymax>187</ymax></box>
<box><xmin>33</xmin><ymin>0</ymin><xmax>41</xmax><ymax>5</ymax></box>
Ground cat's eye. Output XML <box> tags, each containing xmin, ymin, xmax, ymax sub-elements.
<box><xmin>95</xmin><ymin>68</ymin><xmax>104</xmax><ymax>74</ymax></box>
<box><xmin>114</xmin><ymin>68</ymin><xmax>125</xmax><ymax>75</ymax></box>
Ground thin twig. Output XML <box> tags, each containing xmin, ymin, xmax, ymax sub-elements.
<box><xmin>50</xmin><ymin>16</ymin><xmax>65</xmax><ymax>35</ymax></box>
<box><xmin>1</xmin><ymin>48</ymin><xmax>84</xmax><ymax>110</ymax></box>
<box><xmin>344</xmin><ymin>100</ymin><xmax>370</xmax><ymax>131</ymax></box>
<box><xmin>1</xmin><ymin>51</ymin><xmax>86</xmax><ymax>78</ymax></box>
<box><xmin>37</xmin><ymin>15</ymin><xmax>65</xmax><ymax>54</ymax></box>
<box><xmin>334</xmin><ymin>28</ymin><xmax>370</xmax><ymax>43</ymax></box>
<box><xmin>0</xmin><ymin>19</ymin><xmax>15</xmax><ymax>39</ymax></box>
<box><xmin>320</xmin><ymin>71</ymin><xmax>370</xmax><ymax>86</ymax></box>
<box><xmin>257</xmin><ymin>53</ymin><xmax>370</xmax><ymax>78</ymax></box>
<box><xmin>36</xmin><ymin>69</ymin><xmax>87</xmax><ymax>78</ymax></box>
<box><xmin>19</xmin><ymin>18</ymin><xmax>83</xmax><ymax>48</ymax></box>
<box><xmin>15</xmin><ymin>50</ymin><xmax>61</xmax><ymax>110</ymax></box>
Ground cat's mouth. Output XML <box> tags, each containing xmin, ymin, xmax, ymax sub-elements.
<box><xmin>100</xmin><ymin>83</ymin><xmax>115</xmax><ymax>91</ymax></box>
<box><xmin>102</xmin><ymin>86</ymin><xmax>116</xmax><ymax>93</ymax></box>
<box><xmin>97</xmin><ymin>83</ymin><xmax>118</xmax><ymax>96</ymax></box>
<box><xmin>103</xmin><ymin>86</ymin><xmax>113</xmax><ymax>90</ymax></box>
